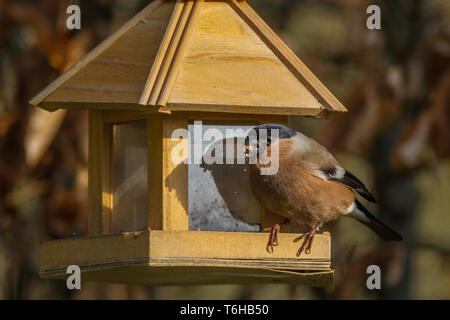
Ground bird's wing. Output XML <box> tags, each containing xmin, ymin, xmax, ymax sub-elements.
<box><xmin>296</xmin><ymin>136</ymin><xmax>377</xmax><ymax>203</ymax></box>
<box><xmin>325</xmin><ymin>169</ymin><xmax>377</xmax><ymax>202</ymax></box>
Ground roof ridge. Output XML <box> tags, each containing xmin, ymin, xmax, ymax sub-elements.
<box><xmin>139</xmin><ymin>0</ymin><xmax>203</xmax><ymax>108</ymax></box>
<box><xmin>29</xmin><ymin>0</ymin><xmax>347</xmax><ymax>116</ymax></box>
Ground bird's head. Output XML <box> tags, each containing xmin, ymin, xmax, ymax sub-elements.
<box><xmin>244</xmin><ymin>124</ymin><xmax>296</xmax><ymax>160</ymax></box>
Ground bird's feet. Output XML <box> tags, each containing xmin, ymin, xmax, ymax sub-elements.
<box><xmin>263</xmin><ymin>219</ymin><xmax>289</xmax><ymax>253</ymax></box>
<box><xmin>295</xmin><ymin>223</ymin><xmax>323</xmax><ymax>257</ymax></box>
<box><xmin>263</xmin><ymin>224</ymin><xmax>280</xmax><ymax>253</ymax></box>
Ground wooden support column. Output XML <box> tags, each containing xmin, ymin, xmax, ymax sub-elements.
<box><xmin>162</xmin><ymin>116</ymin><xmax>189</xmax><ymax>230</ymax></box>
<box><xmin>148</xmin><ymin>115</ymin><xmax>189</xmax><ymax>231</ymax></box>
<box><xmin>148</xmin><ymin>115</ymin><xmax>163</xmax><ymax>230</ymax></box>
<box><xmin>88</xmin><ymin>110</ymin><xmax>111</xmax><ymax>235</ymax></box>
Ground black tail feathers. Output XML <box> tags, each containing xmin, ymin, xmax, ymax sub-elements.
<box><xmin>352</xmin><ymin>200</ymin><xmax>403</xmax><ymax>241</ymax></box>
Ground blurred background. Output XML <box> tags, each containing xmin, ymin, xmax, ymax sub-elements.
<box><xmin>0</xmin><ymin>0</ymin><xmax>449</xmax><ymax>299</ymax></box>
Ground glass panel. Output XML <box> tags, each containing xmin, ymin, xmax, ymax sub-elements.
<box><xmin>111</xmin><ymin>120</ymin><xmax>147</xmax><ymax>233</ymax></box>
<box><xmin>188</xmin><ymin>123</ymin><xmax>260</xmax><ymax>232</ymax></box>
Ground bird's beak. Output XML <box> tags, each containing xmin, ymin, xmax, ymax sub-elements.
<box><xmin>244</xmin><ymin>145</ymin><xmax>250</xmax><ymax>159</ymax></box>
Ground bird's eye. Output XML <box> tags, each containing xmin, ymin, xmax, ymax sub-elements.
<box><xmin>267</xmin><ymin>137</ymin><xmax>272</xmax><ymax>145</ymax></box>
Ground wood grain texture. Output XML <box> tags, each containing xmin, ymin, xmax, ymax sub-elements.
<box><xmin>39</xmin><ymin>230</ymin><xmax>331</xmax><ymax>268</ymax></box>
<box><xmin>29</xmin><ymin>0</ymin><xmax>164</xmax><ymax>106</ymax></box>
<box><xmin>139</xmin><ymin>0</ymin><xmax>185</xmax><ymax>105</ymax></box>
<box><xmin>148</xmin><ymin>116</ymin><xmax>164</xmax><ymax>230</ymax></box>
<box><xmin>68</xmin><ymin>266</ymin><xmax>334</xmax><ymax>288</ymax></box>
<box><xmin>39</xmin><ymin>230</ymin><xmax>332</xmax><ymax>287</ymax></box>
<box><xmin>229</xmin><ymin>0</ymin><xmax>347</xmax><ymax>112</ymax></box>
<box><xmin>165</xmin><ymin>103</ymin><xmax>326</xmax><ymax>116</ymax></box>
<box><xmin>167</xmin><ymin>1</ymin><xmax>323</xmax><ymax>112</ymax></box>
<box><xmin>88</xmin><ymin>110</ymin><xmax>111</xmax><ymax>235</ymax></box>
<box><xmin>148</xmin><ymin>230</ymin><xmax>329</xmax><ymax>263</ymax></box>
<box><xmin>42</xmin><ymin>265</ymin><xmax>334</xmax><ymax>288</ymax></box>
<box><xmin>162</xmin><ymin>117</ymin><xmax>189</xmax><ymax>230</ymax></box>
<box><xmin>174</xmin><ymin>111</ymin><xmax>288</xmax><ymax>123</ymax></box>
<box><xmin>157</xmin><ymin>0</ymin><xmax>203</xmax><ymax>107</ymax></box>
<box><xmin>34</xmin><ymin>1</ymin><xmax>174</xmax><ymax>107</ymax></box>
<box><xmin>102</xmin><ymin>123</ymin><xmax>112</xmax><ymax>234</ymax></box>
<box><xmin>32</xmin><ymin>0</ymin><xmax>346</xmax><ymax>117</ymax></box>
<box><xmin>148</xmin><ymin>0</ymin><xmax>194</xmax><ymax>106</ymax></box>
<box><xmin>39</xmin><ymin>102</ymin><xmax>152</xmax><ymax>112</ymax></box>
<box><xmin>103</xmin><ymin>110</ymin><xmax>153</xmax><ymax>124</ymax></box>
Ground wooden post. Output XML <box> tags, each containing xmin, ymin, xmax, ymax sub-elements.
<box><xmin>148</xmin><ymin>115</ymin><xmax>189</xmax><ymax>231</ymax></box>
<box><xmin>148</xmin><ymin>115</ymin><xmax>163</xmax><ymax>230</ymax></box>
<box><xmin>162</xmin><ymin>116</ymin><xmax>189</xmax><ymax>230</ymax></box>
<box><xmin>88</xmin><ymin>110</ymin><xmax>111</xmax><ymax>235</ymax></box>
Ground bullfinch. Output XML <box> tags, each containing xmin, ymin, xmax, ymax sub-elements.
<box><xmin>244</xmin><ymin>124</ymin><xmax>402</xmax><ymax>256</ymax></box>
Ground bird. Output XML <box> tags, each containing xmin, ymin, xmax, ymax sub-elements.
<box><xmin>244</xmin><ymin>124</ymin><xmax>402</xmax><ymax>257</ymax></box>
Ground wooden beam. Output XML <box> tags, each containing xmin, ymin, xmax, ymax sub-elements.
<box><xmin>104</xmin><ymin>110</ymin><xmax>151</xmax><ymax>124</ymax></box>
<box><xmin>139</xmin><ymin>0</ymin><xmax>185</xmax><ymax>105</ymax></box>
<box><xmin>88</xmin><ymin>110</ymin><xmax>111</xmax><ymax>235</ymax></box>
<box><xmin>39</xmin><ymin>230</ymin><xmax>333</xmax><ymax>288</ymax></box>
<box><xmin>147</xmin><ymin>115</ymin><xmax>164</xmax><ymax>230</ymax></box>
<box><xmin>148</xmin><ymin>1</ymin><xmax>194</xmax><ymax>106</ymax></box>
<box><xmin>40</xmin><ymin>230</ymin><xmax>331</xmax><ymax>272</ymax></box>
<box><xmin>161</xmin><ymin>116</ymin><xmax>189</xmax><ymax>230</ymax></box>
<box><xmin>101</xmin><ymin>122</ymin><xmax>112</xmax><ymax>235</ymax></box>
<box><xmin>174</xmin><ymin>111</ymin><xmax>288</xmax><ymax>123</ymax></box>
<box><xmin>157</xmin><ymin>0</ymin><xmax>203</xmax><ymax>107</ymax></box>
<box><xmin>165</xmin><ymin>103</ymin><xmax>325</xmax><ymax>116</ymax></box>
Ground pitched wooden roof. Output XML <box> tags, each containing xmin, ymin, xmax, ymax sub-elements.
<box><xmin>29</xmin><ymin>0</ymin><xmax>347</xmax><ymax>116</ymax></box>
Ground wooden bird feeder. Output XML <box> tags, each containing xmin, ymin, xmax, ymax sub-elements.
<box><xmin>30</xmin><ymin>0</ymin><xmax>347</xmax><ymax>288</ymax></box>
